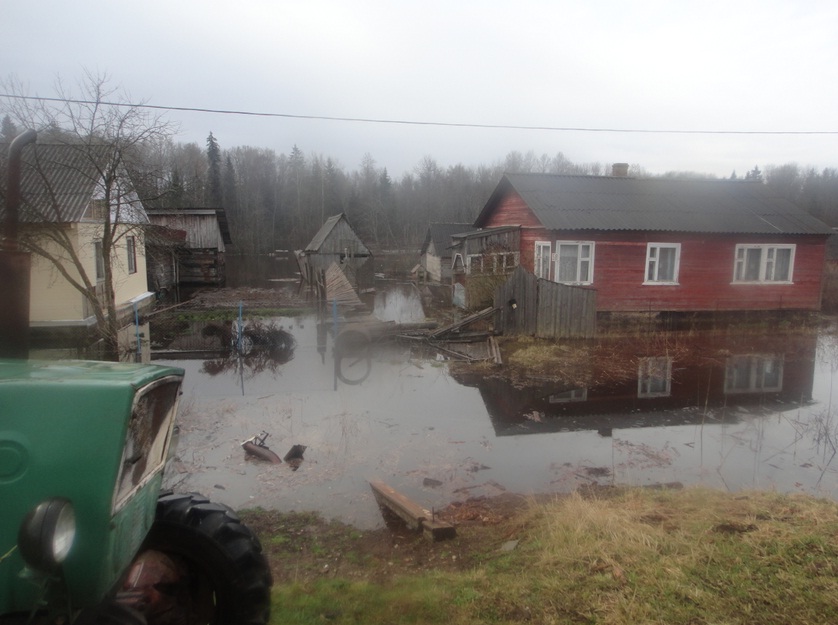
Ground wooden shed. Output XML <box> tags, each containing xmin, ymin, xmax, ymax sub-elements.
<box><xmin>419</xmin><ymin>223</ymin><xmax>472</xmax><ymax>283</ymax></box>
<box><xmin>297</xmin><ymin>213</ymin><xmax>373</xmax><ymax>291</ymax></box>
<box><xmin>145</xmin><ymin>208</ymin><xmax>232</xmax><ymax>287</ymax></box>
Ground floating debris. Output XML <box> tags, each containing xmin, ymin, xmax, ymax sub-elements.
<box><xmin>284</xmin><ymin>444</ymin><xmax>307</xmax><ymax>470</ymax></box>
<box><xmin>242</xmin><ymin>431</ymin><xmax>282</xmax><ymax>464</ymax></box>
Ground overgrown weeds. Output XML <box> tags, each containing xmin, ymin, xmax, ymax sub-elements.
<box><xmin>256</xmin><ymin>488</ymin><xmax>838</xmax><ymax>624</ymax></box>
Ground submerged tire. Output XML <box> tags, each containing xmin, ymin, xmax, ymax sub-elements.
<box><xmin>138</xmin><ymin>491</ymin><xmax>272</xmax><ymax>625</ymax></box>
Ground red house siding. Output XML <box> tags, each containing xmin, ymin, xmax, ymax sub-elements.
<box><xmin>480</xmin><ymin>190</ymin><xmax>828</xmax><ymax>313</ymax></box>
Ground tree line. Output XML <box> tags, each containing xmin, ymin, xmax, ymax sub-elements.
<box><xmin>4</xmin><ymin>76</ymin><xmax>838</xmax><ymax>259</ymax></box>
<box><xmin>134</xmin><ymin>133</ymin><xmax>838</xmax><ymax>256</ymax></box>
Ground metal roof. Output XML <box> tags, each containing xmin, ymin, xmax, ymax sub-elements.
<box><xmin>1</xmin><ymin>142</ymin><xmax>118</xmax><ymax>223</ymax></box>
<box><xmin>475</xmin><ymin>173</ymin><xmax>834</xmax><ymax>235</ymax></box>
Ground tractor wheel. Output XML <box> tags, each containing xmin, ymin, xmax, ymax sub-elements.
<box><xmin>126</xmin><ymin>491</ymin><xmax>272</xmax><ymax>625</ymax></box>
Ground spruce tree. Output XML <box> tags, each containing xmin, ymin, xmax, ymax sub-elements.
<box><xmin>206</xmin><ymin>132</ymin><xmax>223</xmax><ymax>207</ymax></box>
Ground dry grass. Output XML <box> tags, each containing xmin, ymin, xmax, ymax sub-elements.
<box><xmin>265</xmin><ymin>488</ymin><xmax>838</xmax><ymax>624</ymax></box>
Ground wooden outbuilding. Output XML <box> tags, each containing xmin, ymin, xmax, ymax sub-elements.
<box><xmin>418</xmin><ymin>223</ymin><xmax>472</xmax><ymax>283</ymax></box>
<box><xmin>297</xmin><ymin>213</ymin><xmax>373</xmax><ymax>291</ymax></box>
<box><xmin>145</xmin><ymin>208</ymin><xmax>232</xmax><ymax>288</ymax></box>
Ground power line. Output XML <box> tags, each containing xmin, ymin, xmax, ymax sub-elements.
<box><xmin>2</xmin><ymin>93</ymin><xmax>837</xmax><ymax>136</ymax></box>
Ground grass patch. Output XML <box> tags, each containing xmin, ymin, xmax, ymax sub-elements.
<box><xmin>258</xmin><ymin>489</ymin><xmax>838</xmax><ymax>624</ymax></box>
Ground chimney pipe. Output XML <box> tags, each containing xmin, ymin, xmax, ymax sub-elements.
<box><xmin>611</xmin><ymin>162</ymin><xmax>629</xmax><ymax>177</ymax></box>
<box><xmin>1</xmin><ymin>129</ymin><xmax>37</xmax><ymax>359</ymax></box>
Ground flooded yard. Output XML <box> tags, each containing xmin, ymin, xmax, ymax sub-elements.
<box><xmin>156</xmin><ymin>289</ymin><xmax>838</xmax><ymax>529</ymax></box>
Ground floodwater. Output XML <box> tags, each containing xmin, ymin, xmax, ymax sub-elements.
<box><xmin>155</xmin><ymin>258</ymin><xmax>838</xmax><ymax>529</ymax></box>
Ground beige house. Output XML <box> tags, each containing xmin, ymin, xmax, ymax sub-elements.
<box><xmin>2</xmin><ymin>142</ymin><xmax>154</xmax><ymax>360</ymax></box>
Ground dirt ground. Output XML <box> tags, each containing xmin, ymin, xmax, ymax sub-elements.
<box><xmin>239</xmin><ymin>492</ymin><xmax>549</xmax><ymax>584</ymax></box>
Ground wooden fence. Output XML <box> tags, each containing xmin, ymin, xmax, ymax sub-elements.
<box><xmin>494</xmin><ymin>266</ymin><xmax>596</xmax><ymax>339</ymax></box>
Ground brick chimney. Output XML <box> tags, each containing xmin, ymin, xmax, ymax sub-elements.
<box><xmin>611</xmin><ymin>162</ymin><xmax>629</xmax><ymax>177</ymax></box>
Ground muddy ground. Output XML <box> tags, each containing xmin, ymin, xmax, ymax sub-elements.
<box><xmin>239</xmin><ymin>491</ymin><xmax>548</xmax><ymax>584</ymax></box>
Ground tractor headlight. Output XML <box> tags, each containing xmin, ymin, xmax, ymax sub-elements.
<box><xmin>17</xmin><ymin>498</ymin><xmax>76</xmax><ymax>573</ymax></box>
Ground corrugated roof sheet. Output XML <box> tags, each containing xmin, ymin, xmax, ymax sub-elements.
<box><xmin>477</xmin><ymin>173</ymin><xmax>833</xmax><ymax>235</ymax></box>
<box><xmin>1</xmin><ymin>142</ymin><xmax>111</xmax><ymax>223</ymax></box>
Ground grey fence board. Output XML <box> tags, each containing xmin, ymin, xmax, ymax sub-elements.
<box><xmin>495</xmin><ymin>267</ymin><xmax>596</xmax><ymax>339</ymax></box>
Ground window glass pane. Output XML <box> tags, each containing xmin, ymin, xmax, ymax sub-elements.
<box><xmin>773</xmin><ymin>248</ymin><xmax>791</xmax><ymax>281</ymax></box>
<box><xmin>657</xmin><ymin>247</ymin><xmax>676</xmax><ymax>281</ymax></box>
<box><xmin>558</xmin><ymin>245</ymin><xmax>579</xmax><ymax>282</ymax></box>
<box><xmin>744</xmin><ymin>248</ymin><xmax>762</xmax><ymax>281</ymax></box>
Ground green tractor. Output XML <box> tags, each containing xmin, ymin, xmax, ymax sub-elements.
<box><xmin>0</xmin><ymin>360</ymin><xmax>272</xmax><ymax>625</ymax></box>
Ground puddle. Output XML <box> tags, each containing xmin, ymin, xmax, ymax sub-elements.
<box><xmin>156</xmin><ymin>310</ymin><xmax>838</xmax><ymax>529</ymax></box>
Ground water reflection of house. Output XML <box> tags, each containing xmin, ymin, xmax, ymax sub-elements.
<box><xmin>452</xmin><ymin>332</ymin><xmax>817</xmax><ymax>436</ymax></box>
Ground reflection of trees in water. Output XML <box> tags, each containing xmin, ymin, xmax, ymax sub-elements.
<box><xmin>200</xmin><ymin>320</ymin><xmax>296</xmax><ymax>376</ymax></box>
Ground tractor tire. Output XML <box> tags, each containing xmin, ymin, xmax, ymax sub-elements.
<box><xmin>135</xmin><ymin>491</ymin><xmax>272</xmax><ymax>625</ymax></box>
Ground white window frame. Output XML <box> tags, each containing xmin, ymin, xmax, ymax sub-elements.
<box><xmin>724</xmin><ymin>354</ymin><xmax>784</xmax><ymax>394</ymax></box>
<box><xmin>466</xmin><ymin>254</ymin><xmax>484</xmax><ymax>274</ymax></box>
<box><xmin>637</xmin><ymin>356</ymin><xmax>672</xmax><ymax>398</ymax></box>
<box><xmin>94</xmin><ymin>240</ymin><xmax>105</xmax><ymax>282</ymax></box>
<box><xmin>126</xmin><ymin>235</ymin><xmax>137</xmax><ymax>274</ymax></box>
<box><xmin>466</xmin><ymin>251</ymin><xmax>519</xmax><ymax>275</ymax></box>
<box><xmin>535</xmin><ymin>241</ymin><xmax>551</xmax><ymax>279</ymax></box>
<box><xmin>554</xmin><ymin>241</ymin><xmax>594</xmax><ymax>285</ymax></box>
<box><xmin>732</xmin><ymin>244</ymin><xmax>795</xmax><ymax>284</ymax></box>
<box><xmin>644</xmin><ymin>243</ymin><xmax>681</xmax><ymax>285</ymax></box>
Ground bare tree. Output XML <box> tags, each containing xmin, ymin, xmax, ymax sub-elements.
<box><xmin>1</xmin><ymin>72</ymin><xmax>174</xmax><ymax>360</ymax></box>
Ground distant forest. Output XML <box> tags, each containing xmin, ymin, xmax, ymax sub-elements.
<box><xmin>132</xmin><ymin>133</ymin><xmax>838</xmax><ymax>256</ymax></box>
<box><xmin>5</xmin><ymin>108</ymin><xmax>837</xmax><ymax>255</ymax></box>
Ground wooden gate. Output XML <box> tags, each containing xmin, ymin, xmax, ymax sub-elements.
<box><xmin>494</xmin><ymin>266</ymin><xmax>596</xmax><ymax>339</ymax></box>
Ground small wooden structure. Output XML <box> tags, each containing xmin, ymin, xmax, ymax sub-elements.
<box><xmin>369</xmin><ymin>481</ymin><xmax>456</xmax><ymax>541</ymax></box>
<box><xmin>297</xmin><ymin>213</ymin><xmax>373</xmax><ymax>291</ymax></box>
<box><xmin>495</xmin><ymin>266</ymin><xmax>596</xmax><ymax>339</ymax></box>
<box><xmin>146</xmin><ymin>208</ymin><xmax>232</xmax><ymax>287</ymax></box>
<box><xmin>419</xmin><ymin>222</ymin><xmax>472</xmax><ymax>283</ymax></box>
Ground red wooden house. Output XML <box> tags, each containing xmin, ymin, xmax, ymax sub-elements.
<box><xmin>466</xmin><ymin>167</ymin><xmax>834</xmax><ymax>312</ymax></box>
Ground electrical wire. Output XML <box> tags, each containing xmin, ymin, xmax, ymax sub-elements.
<box><xmin>2</xmin><ymin>93</ymin><xmax>837</xmax><ymax>136</ymax></box>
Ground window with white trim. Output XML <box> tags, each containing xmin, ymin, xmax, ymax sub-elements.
<box><xmin>466</xmin><ymin>251</ymin><xmax>519</xmax><ymax>275</ymax></box>
<box><xmin>94</xmin><ymin>241</ymin><xmax>105</xmax><ymax>282</ymax></box>
<box><xmin>555</xmin><ymin>241</ymin><xmax>594</xmax><ymax>284</ymax></box>
<box><xmin>638</xmin><ymin>356</ymin><xmax>672</xmax><ymax>398</ymax></box>
<box><xmin>126</xmin><ymin>236</ymin><xmax>137</xmax><ymax>274</ymax></box>
<box><xmin>725</xmin><ymin>354</ymin><xmax>783</xmax><ymax>393</ymax></box>
<box><xmin>645</xmin><ymin>243</ymin><xmax>680</xmax><ymax>284</ymax></box>
<box><xmin>733</xmin><ymin>244</ymin><xmax>795</xmax><ymax>283</ymax></box>
<box><xmin>535</xmin><ymin>241</ymin><xmax>551</xmax><ymax>279</ymax></box>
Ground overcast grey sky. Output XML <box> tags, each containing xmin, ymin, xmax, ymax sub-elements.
<box><xmin>3</xmin><ymin>0</ymin><xmax>837</xmax><ymax>178</ymax></box>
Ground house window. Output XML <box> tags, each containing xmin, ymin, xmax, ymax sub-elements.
<box><xmin>638</xmin><ymin>357</ymin><xmax>672</xmax><ymax>398</ymax></box>
<box><xmin>466</xmin><ymin>254</ymin><xmax>484</xmax><ymax>274</ymax></box>
<box><xmin>555</xmin><ymin>241</ymin><xmax>593</xmax><ymax>284</ymax></box>
<box><xmin>725</xmin><ymin>355</ymin><xmax>783</xmax><ymax>393</ymax></box>
<box><xmin>126</xmin><ymin>236</ymin><xmax>137</xmax><ymax>274</ymax></box>
<box><xmin>452</xmin><ymin>253</ymin><xmax>465</xmax><ymax>274</ymax></box>
<box><xmin>733</xmin><ymin>244</ymin><xmax>795</xmax><ymax>283</ymax></box>
<box><xmin>645</xmin><ymin>243</ymin><xmax>680</xmax><ymax>284</ymax></box>
<box><xmin>94</xmin><ymin>241</ymin><xmax>105</xmax><ymax>282</ymax></box>
<box><xmin>466</xmin><ymin>252</ymin><xmax>519</xmax><ymax>275</ymax></box>
<box><xmin>535</xmin><ymin>242</ymin><xmax>551</xmax><ymax>279</ymax></box>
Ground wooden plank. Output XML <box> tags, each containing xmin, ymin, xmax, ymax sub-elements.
<box><xmin>370</xmin><ymin>480</ymin><xmax>427</xmax><ymax>530</ymax></box>
<box><xmin>369</xmin><ymin>480</ymin><xmax>456</xmax><ymax>541</ymax></box>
